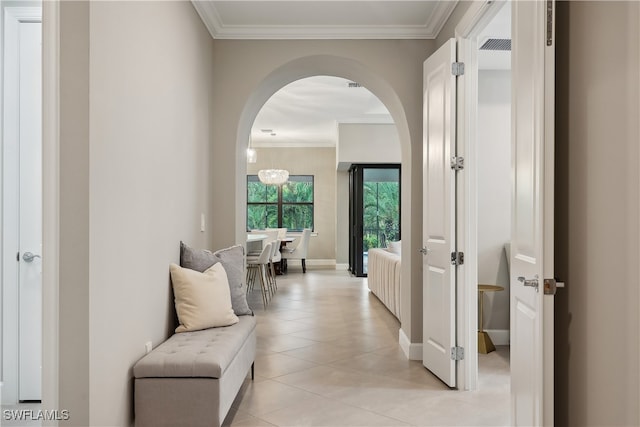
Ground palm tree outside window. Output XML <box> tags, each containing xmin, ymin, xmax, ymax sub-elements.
<box><xmin>247</xmin><ymin>175</ymin><xmax>314</xmax><ymax>231</ymax></box>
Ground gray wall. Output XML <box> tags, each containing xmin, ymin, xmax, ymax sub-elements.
<box><xmin>59</xmin><ymin>2</ymin><xmax>90</xmax><ymax>423</ymax></box>
<box><xmin>336</xmin><ymin>123</ymin><xmax>400</xmax><ymax>167</ymax></box>
<box><xmin>555</xmin><ymin>2</ymin><xmax>640</xmax><ymax>425</ymax></box>
<box><xmin>58</xmin><ymin>2</ymin><xmax>215</xmax><ymax>425</ymax></box>
<box><xmin>247</xmin><ymin>147</ymin><xmax>336</xmax><ymax>262</ymax></box>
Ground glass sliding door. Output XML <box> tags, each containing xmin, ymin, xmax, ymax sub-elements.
<box><xmin>349</xmin><ymin>164</ymin><xmax>400</xmax><ymax>277</ymax></box>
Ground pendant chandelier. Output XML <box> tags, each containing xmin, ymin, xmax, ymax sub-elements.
<box><xmin>258</xmin><ymin>169</ymin><xmax>289</xmax><ymax>185</ymax></box>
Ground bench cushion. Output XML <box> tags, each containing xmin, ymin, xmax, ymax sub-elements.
<box><xmin>133</xmin><ymin>315</ymin><xmax>256</xmax><ymax>379</ymax></box>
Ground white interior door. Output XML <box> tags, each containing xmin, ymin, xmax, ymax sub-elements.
<box><xmin>3</xmin><ymin>10</ymin><xmax>43</xmax><ymax>402</ymax></box>
<box><xmin>18</xmin><ymin>20</ymin><xmax>43</xmax><ymax>402</ymax></box>
<box><xmin>510</xmin><ymin>1</ymin><xmax>555</xmax><ymax>425</ymax></box>
<box><xmin>422</xmin><ymin>39</ymin><xmax>458</xmax><ymax>387</ymax></box>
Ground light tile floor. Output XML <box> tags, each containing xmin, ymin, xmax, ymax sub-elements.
<box><xmin>228</xmin><ymin>269</ymin><xmax>510</xmax><ymax>427</ymax></box>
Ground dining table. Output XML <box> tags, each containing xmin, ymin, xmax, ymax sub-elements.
<box><xmin>246</xmin><ymin>233</ymin><xmax>268</xmax><ymax>254</ymax></box>
<box><xmin>278</xmin><ymin>237</ymin><xmax>296</xmax><ymax>273</ymax></box>
<box><xmin>246</xmin><ymin>233</ymin><xmax>296</xmax><ymax>273</ymax></box>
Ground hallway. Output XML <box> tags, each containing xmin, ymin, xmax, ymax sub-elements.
<box><xmin>229</xmin><ymin>270</ymin><xmax>510</xmax><ymax>426</ymax></box>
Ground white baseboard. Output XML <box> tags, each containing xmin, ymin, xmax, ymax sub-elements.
<box><xmin>485</xmin><ymin>329</ymin><xmax>510</xmax><ymax>346</ymax></box>
<box><xmin>399</xmin><ymin>329</ymin><xmax>423</xmax><ymax>360</ymax></box>
<box><xmin>286</xmin><ymin>259</ymin><xmax>336</xmax><ymax>270</ymax></box>
<box><xmin>335</xmin><ymin>263</ymin><xmax>349</xmax><ymax>270</ymax></box>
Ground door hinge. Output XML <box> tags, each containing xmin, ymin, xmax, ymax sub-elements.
<box><xmin>16</xmin><ymin>251</ymin><xmax>20</xmax><ymax>262</ymax></box>
<box><xmin>450</xmin><ymin>156</ymin><xmax>464</xmax><ymax>171</ymax></box>
<box><xmin>451</xmin><ymin>252</ymin><xmax>464</xmax><ymax>266</ymax></box>
<box><xmin>451</xmin><ymin>62</ymin><xmax>465</xmax><ymax>76</ymax></box>
<box><xmin>451</xmin><ymin>346</ymin><xmax>464</xmax><ymax>361</ymax></box>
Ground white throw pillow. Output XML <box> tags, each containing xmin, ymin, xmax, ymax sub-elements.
<box><xmin>387</xmin><ymin>240</ymin><xmax>402</xmax><ymax>255</ymax></box>
<box><xmin>170</xmin><ymin>262</ymin><xmax>239</xmax><ymax>333</ymax></box>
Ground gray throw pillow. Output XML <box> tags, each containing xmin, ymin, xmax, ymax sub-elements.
<box><xmin>180</xmin><ymin>241</ymin><xmax>252</xmax><ymax>316</ymax></box>
<box><xmin>179</xmin><ymin>241</ymin><xmax>216</xmax><ymax>272</ymax></box>
<box><xmin>213</xmin><ymin>245</ymin><xmax>252</xmax><ymax>316</ymax></box>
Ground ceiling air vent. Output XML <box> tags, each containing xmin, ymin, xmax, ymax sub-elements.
<box><xmin>480</xmin><ymin>38</ymin><xmax>511</xmax><ymax>51</ymax></box>
<box><xmin>347</xmin><ymin>82</ymin><xmax>362</xmax><ymax>88</ymax></box>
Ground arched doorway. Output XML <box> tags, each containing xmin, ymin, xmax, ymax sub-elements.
<box><xmin>233</xmin><ymin>54</ymin><xmax>416</xmax><ymax>351</ymax></box>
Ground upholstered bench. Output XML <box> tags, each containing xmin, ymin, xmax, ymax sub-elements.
<box><xmin>133</xmin><ymin>315</ymin><xmax>256</xmax><ymax>427</ymax></box>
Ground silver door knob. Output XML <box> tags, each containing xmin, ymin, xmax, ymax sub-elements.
<box><xmin>22</xmin><ymin>252</ymin><xmax>41</xmax><ymax>263</ymax></box>
<box><xmin>517</xmin><ymin>275</ymin><xmax>539</xmax><ymax>291</ymax></box>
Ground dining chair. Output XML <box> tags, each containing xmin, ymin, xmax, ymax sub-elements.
<box><xmin>269</xmin><ymin>239</ymin><xmax>282</xmax><ymax>293</ymax></box>
<box><xmin>281</xmin><ymin>228</ymin><xmax>311</xmax><ymax>273</ymax></box>
<box><xmin>276</xmin><ymin>228</ymin><xmax>288</xmax><ymax>240</ymax></box>
<box><xmin>246</xmin><ymin>242</ymin><xmax>272</xmax><ymax>308</ymax></box>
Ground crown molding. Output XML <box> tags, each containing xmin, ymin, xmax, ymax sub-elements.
<box><xmin>191</xmin><ymin>1</ymin><xmax>458</xmax><ymax>40</ymax></box>
<box><xmin>424</xmin><ymin>0</ymin><xmax>459</xmax><ymax>38</ymax></box>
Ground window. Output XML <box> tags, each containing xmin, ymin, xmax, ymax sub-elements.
<box><xmin>247</xmin><ymin>175</ymin><xmax>314</xmax><ymax>231</ymax></box>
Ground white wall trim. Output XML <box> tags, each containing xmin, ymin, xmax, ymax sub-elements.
<box><xmin>455</xmin><ymin>0</ymin><xmax>506</xmax><ymax>39</ymax></box>
<box><xmin>399</xmin><ymin>328</ymin><xmax>422</xmax><ymax>361</ymax></box>
<box><xmin>485</xmin><ymin>329</ymin><xmax>510</xmax><ymax>346</ymax></box>
<box><xmin>454</xmin><ymin>0</ymin><xmax>507</xmax><ymax>392</ymax></box>
<box><xmin>42</xmin><ymin>0</ymin><xmax>60</xmax><ymax>420</ymax></box>
<box><xmin>335</xmin><ymin>263</ymin><xmax>349</xmax><ymax>271</ymax></box>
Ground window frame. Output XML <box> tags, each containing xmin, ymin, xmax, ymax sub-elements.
<box><xmin>246</xmin><ymin>175</ymin><xmax>314</xmax><ymax>232</ymax></box>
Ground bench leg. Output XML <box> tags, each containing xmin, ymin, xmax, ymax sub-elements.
<box><xmin>251</xmin><ymin>362</ymin><xmax>255</xmax><ymax>380</ymax></box>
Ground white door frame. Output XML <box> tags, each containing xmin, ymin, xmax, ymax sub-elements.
<box><xmin>455</xmin><ymin>5</ymin><xmax>556</xmax><ymax>425</ymax></box>
<box><xmin>1</xmin><ymin>5</ymin><xmax>43</xmax><ymax>405</ymax></box>
<box><xmin>453</xmin><ymin>0</ymin><xmax>509</xmax><ymax>392</ymax></box>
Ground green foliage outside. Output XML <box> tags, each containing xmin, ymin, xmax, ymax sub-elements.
<box><xmin>362</xmin><ymin>181</ymin><xmax>400</xmax><ymax>252</ymax></box>
<box><xmin>282</xmin><ymin>181</ymin><xmax>313</xmax><ymax>203</ymax></box>
<box><xmin>248</xmin><ymin>181</ymin><xmax>277</xmax><ymax>203</ymax></box>
<box><xmin>247</xmin><ymin>205</ymin><xmax>278</xmax><ymax>229</ymax></box>
<box><xmin>282</xmin><ymin>205</ymin><xmax>313</xmax><ymax>230</ymax></box>
<box><xmin>247</xmin><ymin>177</ymin><xmax>314</xmax><ymax>231</ymax></box>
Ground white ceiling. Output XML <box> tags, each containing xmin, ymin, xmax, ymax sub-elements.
<box><xmin>251</xmin><ymin>76</ymin><xmax>391</xmax><ymax>147</ymax></box>
<box><xmin>192</xmin><ymin>1</ymin><xmax>458</xmax><ymax>40</ymax></box>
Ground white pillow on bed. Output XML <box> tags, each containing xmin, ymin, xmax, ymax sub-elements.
<box><xmin>387</xmin><ymin>240</ymin><xmax>402</xmax><ymax>255</ymax></box>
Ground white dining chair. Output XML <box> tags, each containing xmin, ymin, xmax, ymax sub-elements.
<box><xmin>246</xmin><ymin>242</ymin><xmax>272</xmax><ymax>308</ymax></box>
<box><xmin>276</xmin><ymin>228</ymin><xmax>288</xmax><ymax>240</ymax></box>
<box><xmin>281</xmin><ymin>228</ymin><xmax>311</xmax><ymax>273</ymax></box>
<box><xmin>269</xmin><ymin>239</ymin><xmax>282</xmax><ymax>293</ymax></box>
